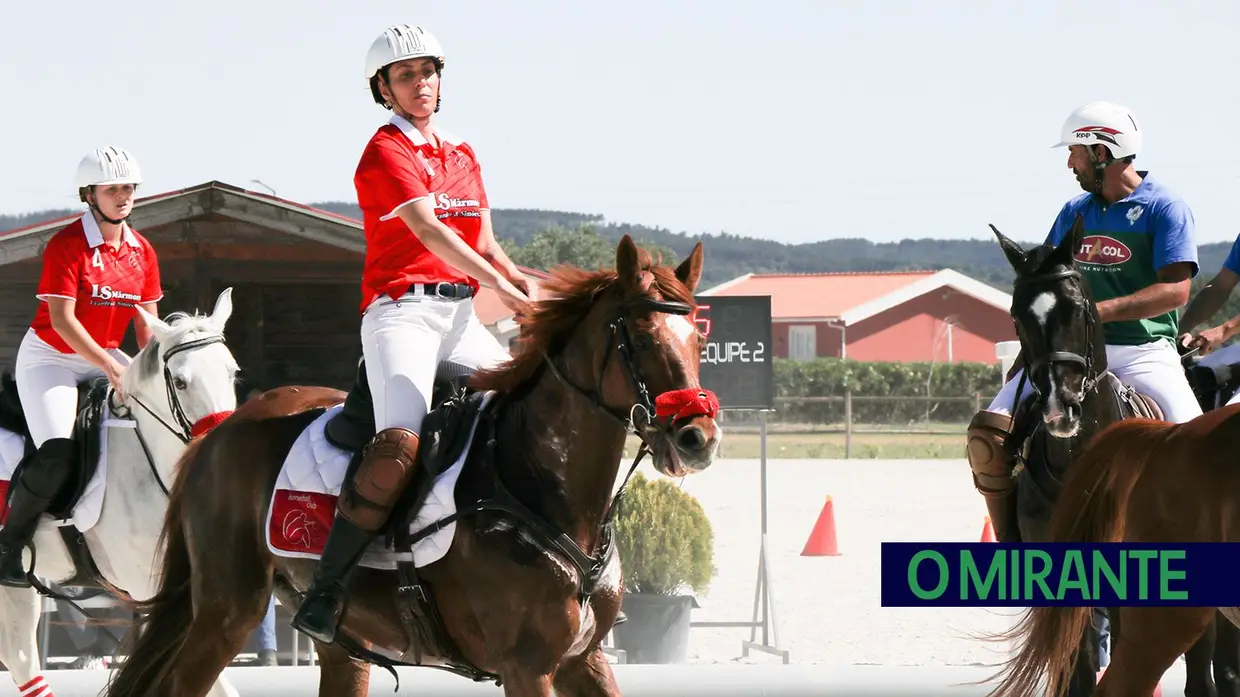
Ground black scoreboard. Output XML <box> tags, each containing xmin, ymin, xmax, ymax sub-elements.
<box><xmin>692</xmin><ymin>295</ymin><xmax>775</xmax><ymax>411</ymax></box>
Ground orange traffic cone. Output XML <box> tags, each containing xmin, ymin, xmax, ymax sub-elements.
<box><xmin>980</xmin><ymin>516</ymin><xmax>996</xmax><ymax>543</ymax></box>
<box><xmin>801</xmin><ymin>496</ymin><xmax>840</xmax><ymax>556</ymax></box>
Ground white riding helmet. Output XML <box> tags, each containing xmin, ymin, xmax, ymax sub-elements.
<box><xmin>1052</xmin><ymin>101</ymin><xmax>1143</xmax><ymax>160</ymax></box>
<box><xmin>365</xmin><ymin>24</ymin><xmax>445</xmax><ymax>82</ymax></box>
<box><xmin>75</xmin><ymin>145</ymin><xmax>143</xmax><ymax>189</ymax></box>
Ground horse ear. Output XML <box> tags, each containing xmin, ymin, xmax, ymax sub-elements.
<box><xmin>1046</xmin><ymin>214</ymin><xmax>1084</xmax><ymax>267</ymax></box>
<box><xmin>210</xmin><ymin>287</ymin><xmax>233</xmax><ymax>333</ymax></box>
<box><xmin>616</xmin><ymin>234</ymin><xmax>639</xmax><ymax>288</ymax></box>
<box><xmin>135</xmin><ymin>304</ymin><xmax>172</xmax><ymax>341</ymax></box>
<box><xmin>675</xmin><ymin>242</ymin><xmax>704</xmax><ymax>292</ymax></box>
<box><xmin>989</xmin><ymin>223</ymin><xmax>1028</xmax><ymax>271</ymax></box>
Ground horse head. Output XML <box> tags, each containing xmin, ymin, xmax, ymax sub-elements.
<box><xmin>124</xmin><ymin>288</ymin><xmax>240</xmax><ymax>443</ymax></box>
<box><xmin>482</xmin><ymin>235</ymin><xmax>721</xmax><ymax>477</ymax></box>
<box><xmin>991</xmin><ymin>214</ymin><xmax>1103</xmax><ymax>438</ymax></box>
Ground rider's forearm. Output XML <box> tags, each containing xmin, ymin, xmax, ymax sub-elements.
<box><xmin>482</xmin><ymin>241</ymin><xmax>522</xmax><ymax>284</ymax></box>
<box><xmin>399</xmin><ymin>210</ymin><xmax>517</xmax><ymax>294</ymax></box>
<box><xmin>476</xmin><ymin>212</ymin><xmax>523</xmax><ymax>283</ymax></box>
<box><xmin>1179</xmin><ymin>283</ymin><xmax>1229</xmax><ymax>332</ymax></box>
<box><xmin>135</xmin><ymin>302</ymin><xmax>157</xmax><ymax>349</ymax></box>
<box><xmin>1217</xmin><ymin>316</ymin><xmax>1240</xmax><ymax>343</ymax></box>
<box><xmin>49</xmin><ymin>313</ymin><xmax>119</xmax><ymax>372</ymax></box>
<box><xmin>1096</xmin><ymin>281</ymin><xmax>1191</xmax><ymax>323</ymax></box>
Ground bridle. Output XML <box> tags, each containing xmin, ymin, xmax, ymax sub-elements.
<box><xmin>537</xmin><ymin>292</ymin><xmax>719</xmax><ymax>516</ymax></box>
<box><xmin>109</xmin><ymin>333</ymin><xmax>232</xmax><ymax>495</ymax></box>
<box><xmin>1012</xmin><ymin>265</ymin><xmax>1101</xmax><ymax>407</ymax></box>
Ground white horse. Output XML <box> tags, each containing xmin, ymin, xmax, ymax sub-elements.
<box><xmin>0</xmin><ymin>288</ymin><xmax>241</xmax><ymax>697</ymax></box>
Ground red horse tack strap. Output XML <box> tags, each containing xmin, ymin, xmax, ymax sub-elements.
<box><xmin>191</xmin><ymin>410</ymin><xmax>234</xmax><ymax>438</ymax></box>
<box><xmin>654</xmin><ymin>388</ymin><xmax>720</xmax><ymax>421</ymax></box>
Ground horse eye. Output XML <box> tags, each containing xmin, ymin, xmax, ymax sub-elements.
<box><xmin>173</xmin><ymin>377</ymin><xmax>188</xmax><ymax>390</ymax></box>
<box><xmin>634</xmin><ymin>333</ymin><xmax>654</xmax><ymax>350</ymax></box>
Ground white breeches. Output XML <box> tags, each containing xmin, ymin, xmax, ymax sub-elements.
<box><xmin>14</xmin><ymin>329</ymin><xmax>131</xmax><ymax>446</ymax></box>
<box><xmin>987</xmin><ymin>339</ymin><xmax>1204</xmax><ymax>424</ymax></box>
<box><xmin>1192</xmin><ymin>340</ymin><xmax>1240</xmax><ymax>408</ymax></box>
<box><xmin>359</xmin><ymin>289</ymin><xmax>510</xmax><ymax>435</ymax></box>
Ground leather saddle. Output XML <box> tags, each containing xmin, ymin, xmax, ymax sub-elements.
<box><xmin>0</xmin><ymin>369</ymin><xmax>115</xmax><ymax>592</ymax></box>
<box><xmin>0</xmin><ymin>370</ymin><xmax>110</xmax><ymax>521</ymax></box>
<box><xmin>323</xmin><ymin>359</ymin><xmax>493</xmax><ymax>489</ymax></box>
<box><xmin>1184</xmin><ymin>360</ymin><xmax>1240</xmax><ymax>412</ymax></box>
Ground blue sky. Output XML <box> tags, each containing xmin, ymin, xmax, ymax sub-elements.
<box><xmin>2</xmin><ymin>0</ymin><xmax>1237</xmax><ymax>245</ymax></box>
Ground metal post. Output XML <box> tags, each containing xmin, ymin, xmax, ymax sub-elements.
<box><xmin>738</xmin><ymin>411</ymin><xmax>790</xmax><ymax>663</ymax></box>
<box><xmin>844</xmin><ymin>389</ymin><xmax>853</xmax><ymax>459</ymax></box>
<box><xmin>690</xmin><ymin>410</ymin><xmax>789</xmax><ymax>663</ymax></box>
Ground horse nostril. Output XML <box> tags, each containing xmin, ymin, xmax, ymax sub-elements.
<box><xmin>676</xmin><ymin>426</ymin><xmax>707</xmax><ymax>452</ymax></box>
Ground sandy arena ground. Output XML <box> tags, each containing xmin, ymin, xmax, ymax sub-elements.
<box><xmin>660</xmin><ymin>457</ymin><xmax>1026</xmax><ymax>668</ymax></box>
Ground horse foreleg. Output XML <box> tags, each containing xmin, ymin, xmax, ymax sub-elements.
<box><xmin>551</xmin><ymin>648</ymin><xmax>621</xmax><ymax>697</ymax></box>
<box><xmin>312</xmin><ymin>639</ymin><xmax>371</xmax><ymax>697</ymax></box>
<box><xmin>498</xmin><ymin>671</ymin><xmax>554</xmax><ymax>697</ymax></box>
<box><xmin>1185</xmin><ymin>612</ymin><xmax>1219</xmax><ymax>697</ymax></box>
<box><xmin>0</xmin><ymin>585</ymin><xmax>51</xmax><ymax>697</ymax></box>
<box><xmin>1098</xmin><ymin>606</ymin><xmax>1215</xmax><ymax>697</ymax></box>
<box><xmin>1214</xmin><ymin>611</ymin><xmax>1240</xmax><ymax>697</ymax></box>
<box><xmin>1065</xmin><ymin>624</ymin><xmax>1100</xmax><ymax>697</ymax></box>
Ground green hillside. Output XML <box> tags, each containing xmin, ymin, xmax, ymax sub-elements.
<box><xmin>5</xmin><ymin>202</ymin><xmax>1239</xmax><ymax>327</ymax></box>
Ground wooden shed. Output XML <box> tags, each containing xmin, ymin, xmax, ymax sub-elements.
<box><xmin>0</xmin><ymin>180</ymin><xmax>369</xmax><ymax>391</ymax></box>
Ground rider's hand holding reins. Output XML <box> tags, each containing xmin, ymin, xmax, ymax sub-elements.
<box><xmin>106</xmin><ymin>358</ymin><xmax>127</xmax><ymax>399</ymax></box>
<box><xmin>1183</xmin><ymin>325</ymin><xmax>1228</xmax><ymax>356</ymax></box>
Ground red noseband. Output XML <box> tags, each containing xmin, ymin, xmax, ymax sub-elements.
<box><xmin>190</xmin><ymin>410</ymin><xmax>234</xmax><ymax>438</ymax></box>
<box><xmin>654</xmin><ymin>388</ymin><xmax>720</xmax><ymax>421</ymax></box>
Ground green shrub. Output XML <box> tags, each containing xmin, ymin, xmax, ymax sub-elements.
<box><xmin>768</xmin><ymin>358</ymin><xmax>1004</xmax><ymax>423</ymax></box>
<box><xmin>614</xmin><ymin>472</ymin><xmax>716</xmax><ymax>596</ymax></box>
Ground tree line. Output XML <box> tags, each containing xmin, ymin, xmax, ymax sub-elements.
<box><xmin>4</xmin><ymin>201</ymin><xmax>1240</xmax><ymax>330</ymax></box>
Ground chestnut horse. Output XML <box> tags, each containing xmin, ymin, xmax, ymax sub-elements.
<box><xmin>102</xmin><ymin>235</ymin><xmax>722</xmax><ymax>697</ymax></box>
<box><xmin>1181</xmin><ymin>348</ymin><xmax>1240</xmax><ymax>697</ymax></box>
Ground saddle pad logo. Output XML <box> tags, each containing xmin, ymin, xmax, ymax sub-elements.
<box><xmin>269</xmin><ymin>489</ymin><xmax>336</xmax><ymax>555</ymax></box>
<box><xmin>1076</xmin><ymin>235</ymin><xmax>1131</xmax><ymax>266</ymax></box>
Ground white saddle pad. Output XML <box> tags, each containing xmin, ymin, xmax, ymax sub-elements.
<box><xmin>0</xmin><ymin>417</ymin><xmax>125</xmax><ymax>534</ymax></box>
<box><xmin>264</xmin><ymin>392</ymin><xmax>495</xmax><ymax>570</ymax></box>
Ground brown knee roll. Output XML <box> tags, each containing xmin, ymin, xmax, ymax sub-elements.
<box><xmin>965</xmin><ymin>410</ymin><xmax>1015</xmax><ymax>496</ymax></box>
<box><xmin>339</xmin><ymin>428</ymin><xmax>421</xmax><ymax>530</ymax></box>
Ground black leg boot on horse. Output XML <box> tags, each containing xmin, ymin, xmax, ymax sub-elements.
<box><xmin>0</xmin><ymin>437</ymin><xmax>75</xmax><ymax>587</ymax></box>
<box><xmin>290</xmin><ymin>428</ymin><xmax>421</xmax><ymax>644</ymax></box>
<box><xmin>966</xmin><ymin>410</ymin><xmax>1021</xmax><ymax>543</ymax></box>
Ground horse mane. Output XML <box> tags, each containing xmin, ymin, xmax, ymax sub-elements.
<box><xmin>123</xmin><ymin>311</ymin><xmax>224</xmax><ymax>395</ymax></box>
<box><xmin>470</xmin><ymin>248</ymin><xmax>696</xmax><ymax>395</ymax></box>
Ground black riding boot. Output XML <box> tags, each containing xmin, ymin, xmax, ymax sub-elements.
<box><xmin>0</xmin><ymin>438</ymin><xmax>74</xmax><ymax>587</ymax></box>
<box><xmin>291</xmin><ymin>428</ymin><xmax>421</xmax><ymax>644</ymax></box>
<box><xmin>289</xmin><ymin>515</ymin><xmax>376</xmax><ymax>644</ymax></box>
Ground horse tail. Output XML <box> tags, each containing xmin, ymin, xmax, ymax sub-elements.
<box><xmin>101</xmin><ymin>438</ymin><xmax>205</xmax><ymax>697</ymax></box>
<box><xmin>984</xmin><ymin>417</ymin><xmax>1170</xmax><ymax>697</ymax></box>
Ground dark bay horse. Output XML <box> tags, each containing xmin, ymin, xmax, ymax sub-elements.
<box><xmin>986</xmin><ymin>216</ymin><xmax>1165</xmax><ymax>696</ymax></box>
<box><xmin>101</xmin><ymin>235</ymin><xmax>722</xmax><ymax>697</ymax></box>
<box><xmin>981</xmin><ymin>397</ymin><xmax>1240</xmax><ymax>696</ymax></box>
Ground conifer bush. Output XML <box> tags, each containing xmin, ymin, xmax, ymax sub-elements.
<box><xmin>615</xmin><ymin>471</ymin><xmax>716</xmax><ymax>596</ymax></box>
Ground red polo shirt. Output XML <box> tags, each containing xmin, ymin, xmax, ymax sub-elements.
<box><xmin>29</xmin><ymin>215</ymin><xmax>163</xmax><ymax>354</ymax></box>
<box><xmin>353</xmin><ymin>114</ymin><xmax>490</xmax><ymax>313</ymax></box>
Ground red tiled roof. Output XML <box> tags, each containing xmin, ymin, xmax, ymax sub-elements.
<box><xmin>701</xmin><ymin>271</ymin><xmax>937</xmax><ymax>320</ymax></box>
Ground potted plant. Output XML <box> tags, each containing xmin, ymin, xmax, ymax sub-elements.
<box><xmin>611</xmin><ymin>471</ymin><xmax>717</xmax><ymax>664</ymax></box>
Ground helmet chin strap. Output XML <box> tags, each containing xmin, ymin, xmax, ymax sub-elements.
<box><xmin>1084</xmin><ymin>145</ymin><xmax>1119</xmax><ymax>200</ymax></box>
<box><xmin>87</xmin><ymin>195</ymin><xmax>128</xmax><ymax>226</ymax></box>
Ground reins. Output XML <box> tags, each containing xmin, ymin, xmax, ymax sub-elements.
<box><xmin>108</xmin><ymin>333</ymin><xmax>229</xmax><ymax>496</ymax></box>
